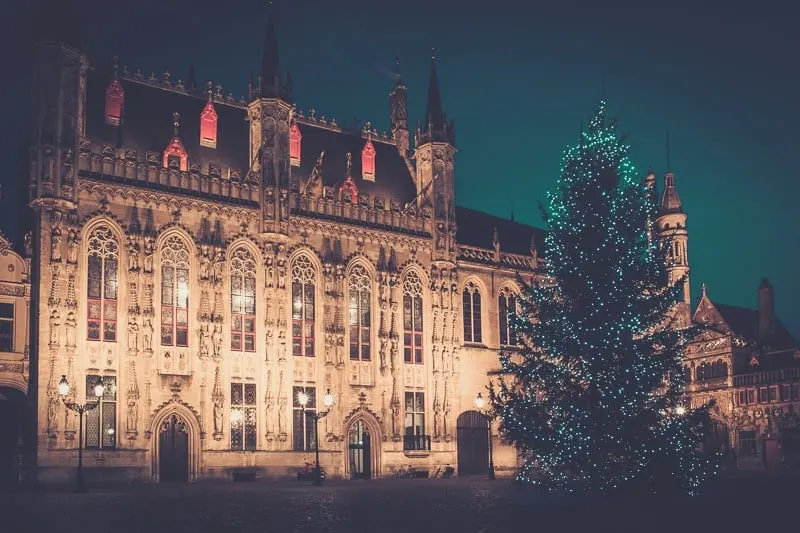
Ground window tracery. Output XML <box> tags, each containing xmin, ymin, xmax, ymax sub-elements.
<box><xmin>348</xmin><ymin>264</ymin><xmax>371</xmax><ymax>361</ymax></box>
<box><xmin>462</xmin><ymin>281</ymin><xmax>482</xmax><ymax>344</ymax></box>
<box><xmin>499</xmin><ymin>287</ymin><xmax>517</xmax><ymax>347</ymax></box>
<box><xmin>402</xmin><ymin>271</ymin><xmax>423</xmax><ymax>365</ymax></box>
<box><xmin>160</xmin><ymin>235</ymin><xmax>190</xmax><ymax>347</ymax></box>
<box><xmin>86</xmin><ymin>224</ymin><xmax>119</xmax><ymax>342</ymax></box>
<box><xmin>230</xmin><ymin>247</ymin><xmax>256</xmax><ymax>352</ymax></box>
<box><xmin>291</xmin><ymin>255</ymin><xmax>315</xmax><ymax>357</ymax></box>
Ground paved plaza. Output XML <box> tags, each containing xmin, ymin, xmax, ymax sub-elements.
<box><xmin>0</xmin><ymin>476</ymin><xmax>793</xmax><ymax>533</ymax></box>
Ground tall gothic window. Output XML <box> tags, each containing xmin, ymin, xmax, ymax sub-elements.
<box><xmin>349</xmin><ymin>264</ymin><xmax>371</xmax><ymax>361</ymax></box>
<box><xmin>462</xmin><ymin>282</ymin><xmax>482</xmax><ymax>344</ymax></box>
<box><xmin>230</xmin><ymin>382</ymin><xmax>256</xmax><ymax>451</ymax></box>
<box><xmin>292</xmin><ymin>386</ymin><xmax>316</xmax><ymax>451</ymax></box>
<box><xmin>160</xmin><ymin>235</ymin><xmax>190</xmax><ymax>347</ymax></box>
<box><xmin>498</xmin><ymin>288</ymin><xmax>517</xmax><ymax>347</ymax></box>
<box><xmin>291</xmin><ymin>255</ymin><xmax>315</xmax><ymax>357</ymax></box>
<box><xmin>86</xmin><ymin>375</ymin><xmax>116</xmax><ymax>450</ymax></box>
<box><xmin>230</xmin><ymin>247</ymin><xmax>256</xmax><ymax>352</ymax></box>
<box><xmin>87</xmin><ymin>225</ymin><xmax>119</xmax><ymax>342</ymax></box>
<box><xmin>403</xmin><ymin>271</ymin><xmax>423</xmax><ymax>365</ymax></box>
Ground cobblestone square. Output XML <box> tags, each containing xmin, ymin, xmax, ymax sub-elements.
<box><xmin>0</xmin><ymin>476</ymin><xmax>792</xmax><ymax>533</ymax></box>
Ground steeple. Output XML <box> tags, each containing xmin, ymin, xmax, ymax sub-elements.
<box><xmin>258</xmin><ymin>2</ymin><xmax>290</xmax><ymax>100</ymax></box>
<box><xmin>419</xmin><ymin>50</ymin><xmax>454</xmax><ymax>145</ymax></box>
<box><xmin>660</xmin><ymin>171</ymin><xmax>683</xmax><ymax>214</ymax></box>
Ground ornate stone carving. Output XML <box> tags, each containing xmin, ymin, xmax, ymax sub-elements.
<box><xmin>66</xmin><ymin>228</ymin><xmax>79</xmax><ymax>265</ymax></box>
<box><xmin>127</xmin><ymin>360</ymin><xmax>140</xmax><ymax>439</ymax></box>
<box><xmin>49</xmin><ymin>308</ymin><xmax>61</xmax><ymax>346</ymax></box>
<box><xmin>64</xmin><ymin>311</ymin><xmax>76</xmax><ymax>347</ymax></box>
<box><xmin>142</xmin><ymin>318</ymin><xmax>153</xmax><ymax>353</ymax></box>
<box><xmin>126</xmin><ymin>234</ymin><xmax>140</xmax><ymax>271</ymax></box>
<box><xmin>127</xmin><ymin>316</ymin><xmax>139</xmax><ymax>353</ymax></box>
<box><xmin>211</xmin><ymin>366</ymin><xmax>224</xmax><ymax>440</ymax></box>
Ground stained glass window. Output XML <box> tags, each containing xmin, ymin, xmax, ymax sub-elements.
<box><xmin>291</xmin><ymin>255</ymin><xmax>315</xmax><ymax>357</ymax></box>
<box><xmin>230</xmin><ymin>247</ymin><xmax>256</xmax><ymax>352</ymax></box>
<box><xmin>86</xmin><ymin>225</ymin><xmax>119</xmax><ymax>342</ymax></box>
<box><xmin>85</xmin><ymin>375</ymin><xmax>116</xmax><ymax>450</ymax></box>
<box><xmin>499</xmin><ymin>288</ymin><xmax>517</xmax><ymax>347</ymax></box>
<box><xmin>462</xmin><ymin>282</ymin><xmax>482</xmax><ymax>344</ymax></box>
<box><xmin>161</xmin><ymin>235</ymin><xmax>190</xmax><ymax>347</ymax></box>
<box><xmin>402</xmin><ymin>271</ymin><xmax>423</xmax><ymax>364</ymax></box>
<box><xmin>230</xmin><ymin>382</ymin><xmax>257</xmax><ymax>451</ymax></box>
<box><xmin>348</xmin><ymin>264</ymin><xmax>371</xmax><ymax>361</ymax></box>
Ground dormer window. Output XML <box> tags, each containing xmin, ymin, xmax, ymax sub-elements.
<box><xmin>105</xmin><ymin>79</ymin><xmax>124</xmax><ymax>126</ymax></box>
<box><xmin>200</xmin><ymin>99</ymin><xmax>218</xmax><ymax>149</ymax></box>
<box><xmin>362</xmin><ymin>138</ymin><xmax>376</xmax><ymax>181</ymax></box>
<box><xmin>163</xmin><ymin>139</ymin><xmax>188</xmax><ymax>172</ymax></box>
<box><xmin>290</xmin><ymin>123</ymin><xmax>302</xmax><ymax>166</ymax></box>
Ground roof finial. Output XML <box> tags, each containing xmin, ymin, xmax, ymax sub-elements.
<box><xmin>173</xmin><ymin>112</ymin><xmax>181</xmax><ymax>139</ymax></box>
<box><xmin>701</xmin><ymin>282</ymin><xmax>707</xmax><ymax>298</ymax></box>
<box><xmin>394</xmin><ymin>56</ymin><xmax>401</xmax><ymax>80</ymax></box>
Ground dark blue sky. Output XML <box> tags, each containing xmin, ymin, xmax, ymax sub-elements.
<box><xmin>2</xmin><ymin>0</ymin><xmax>797</xmax><ymax>335</ymax></box>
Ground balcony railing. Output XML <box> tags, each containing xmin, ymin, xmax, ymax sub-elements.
<box><xmin>403</xmin><ymin>434</ymin><xmax>431</xmax><ymax>452</ymax></box>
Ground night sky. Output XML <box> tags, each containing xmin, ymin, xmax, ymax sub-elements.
<box><xmin>2</xmin><ymin>0</ymin><xmax>797</xmax><ymax>336</ymax></box>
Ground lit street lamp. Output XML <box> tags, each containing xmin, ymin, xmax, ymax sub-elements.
<box><xmin>297</xmin><ymin>388</ymin><xmax>335</xmax><ymax>486</ymax></box>
<box><xmin>674</xmin><ymin>405</ymin><xmax>686</xmax><ymax>416</ymax></box>
<box><xmin>58</xmin><ymin>375</ymin><xmax>105</xmax><ymax>493</ymax></box>
<box><xmin>474</xmin><ymin>392</ymin><xmax>495</xmax><ymax>480</ymax></box>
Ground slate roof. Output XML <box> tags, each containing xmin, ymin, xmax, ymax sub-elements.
<box><xmin>455</xmin><ymin>206</ymin><xmax>545</xmax><ymax>256</ymax></box>
<box><xmin>715</xmin><ymin>303</ymin><xmax>796</xmax><ymax>350</ymax></box>
<box><xmin>85</xmin><ymin>68</ymin><xmax>251</xmax><ymax>178</ymax></box>
<box><xmin>293</xmin><ymin>124</ymin><xmax>416</xmax><ymax>205</ymax></box>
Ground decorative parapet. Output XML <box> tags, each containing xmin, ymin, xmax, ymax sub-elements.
<box><xmin>458</xmin><ymin>245</ymin><xmax>540</xmax><ymax>271</ymax></box>
<box><xmin>78</xmin><ymin>141</ymin><xmax>259</xmax><ymax>205</ymax></box>
<box><xmin>289</xmin><ymin>190</ymin><xmax>431</xmax><ymax>235</ymax></box>
<box><xmin>733</xmin><ymin>366</ymin><xmax>800</xmax><ymax>388</ymax></box>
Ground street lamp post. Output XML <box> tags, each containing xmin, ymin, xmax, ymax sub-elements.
<box><xmin>297</xmin><ymin>388</ymin><xmax>335</xmax><ymax>486</ymax></box>
<box><xmin>58</xmin><ymin>375</ymin><xmax>105</xmax><ymax>493</ymax></box>
<box><xmin>474</xmin><ymin>392</ymin><xmax>495</xmax><ymax>480</ymax></box>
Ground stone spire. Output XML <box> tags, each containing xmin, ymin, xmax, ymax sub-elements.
<box><xmin>660</xmin><ymin>171</ymin><xmax>683</xmax><ymax>214</ymax></box>
<box><xmin>420</xmin><ymin>50</ymin><xmax>451</xmax><ymax>144</ymax></box>
<box><xmin>258</xmin><ymin>2</ymin><xmax>290</xmax><ymax>100</ymax></box>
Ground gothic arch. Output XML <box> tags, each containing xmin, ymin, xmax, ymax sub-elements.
<box><xmin>147</xmin><ymin>399</ymin><xmax>203</xmax><ymax>482</ymax></box>
<box><xmin>497</xmin><ymin>280</ymin><xmax>522</xmax><ymax>298</ymax></box>
<box><xmin>0</xmin><ymin>375</ymin><xmax>27</xmax><ymax>395</ymax></box>
<box><xmin>287</xmin><ymin>245</ymin><xmax>324</xmax><ymax>276</ymax></box>
<box><xmin>460</xmin><ymin>275</ymin><xmax>489</xmax><ymax>297</ymax></box>
<box><xmin>344</xmin><ymin>253</ymin><xmax>377</xmax><ymax>279</ymax></box>
<box><xmin>342</xmin><ymin>406</ymin><xmax>383</xmax><ymax>478</ymax></box>
<box><xmin>398</xmin><ymin>261</ymin><xmax>428</xmax><ymax>287</ymax></box>
<box><xmin>156</xmin><ymin>225</ymin><xmax>198</xmax><ymax>255</ymax></box>
<box><xmin>225</xmin><ymin>237</ymin><xmax>263</xmax><ymax>265</ymax></box>
<box><xmin>80</xmin><ymin>215</ymin><xmax>126</xmax><ymax>244</ymax></box>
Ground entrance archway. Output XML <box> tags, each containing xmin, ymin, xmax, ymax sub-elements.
<box><xmin>159</xmin><ymin>414</ymin><xmax>189</xmax><ymax>482</ymax></box>
<box><xmin>457</xmin><ymin>410</ymin><xmax>488</xmax><ymax>477</ymax></box>
<box><xmin>0</xmin><ymin>387</ymin><xmax>25</xmax><ymax>488</ymax></box>
<box><xmin>348</xmin><ymin>420</ymin><xmax>372</xmax><ymax>479</ymax></box>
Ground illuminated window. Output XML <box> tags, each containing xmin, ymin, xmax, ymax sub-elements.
<box><xmin>290</xmin><ymin>123</ymin><xmax>302</xmax><ymax>166</ymax></box>
<box><xmin>348</xmin><ymin>264</ymin><xmax>371</xmax><ymax>361</ymax></box>
<box><xmin>230</xmin><ymin>382</ymin><xmax>256</xmax><ymax>451</ymax></box>
<box><xmin>200</xmin><ymin>99</ymin><xmax>218</xmax><ymax>149</ymax></box>
<box><xmin>499</xmin><ymin>288</ymin><xmax>517</xmax><ymax>347</ymax></box>
<box><xmin>104</xmin><ymin>79</ymin><xmax>124</xmax><ymax>126</ymax></box>
<box><xmin>291</xmin><ymin>255</ymin><xmax>315</xmax><ymax>357</ymax></box>
<box><xmin>402</xmin><ymin>271</ymin><xmax>423</xmax><ymax>364</ymax></box>
<box><xmin>292</xmin><ymin>386</ymin><xmax>316</xmax><ymax>451</ymax></box>
<box><xmin>85</xmin><ymin>375</ymin><xmax>116</xmax><ymax>450</ymax></box>
<box><xmin>361</xmin><ymin>138</ymin><xmax>376</xmax><ymax>181</ymax></box>
<box><xmin>86</xmin><ymin>225</ymin><xmax>119</xmax><ymax>342</ymax></box>
<box><xmin>0</xmin><ymin>303</ymin><xmax>14</xmax><ymax>352</ymax></box>
<box><xmin>403</xmin><ymin>392</ymin><xmax>427</xmax><ymax>451</ymax></box>
<box><xmin>462</xmin><ymin>282</ymin><xmax>482</xmax><ymax>344</ymax></box>
<box><xmin>160</xmin><ymin>235</ymin><xmax>190</xmax><ymax>347</ymax></box>
<box><xmin>230</xmin><ymin>247</ymin><xmax>256</xmax><ymax>352</ymax></box>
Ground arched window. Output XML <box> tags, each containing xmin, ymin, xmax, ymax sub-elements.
<box><xmin>349</xmin><ymin>264</ymin><xmax>371</xmax><ymax>361</ymax></box>
<box><xmin>289</xmin><ymin>123</ymin><xmax>302</xmax><ymax>166</ymax></box>
<box><xmin>498</xmin><ymin>288</ymin><xmax>517</xmax><ymax>347</ymax></box>
<box><xmin>230</xmin><ymin>247</ymin><xmax>257</xmax><ymax>352</ymax></box>
<box><xmin>291</xmin><ymin>255</ymin><xmax>315</xmax><ymax>357</ymax></box>
<box><xmin>86</xmin><ymin>225</ymin><xmax>119</xmax><ymax>342</ymax></box>
<box><xmin>462</xmin><ymin>282</ymin><xmax>482</xmax><ymax>344</ymax></box>
<box><xmin>160</xmin><ymin>235</ymin><xmax>190</xmax><ymax>347</ymax></box>
<box><xmin>696</xmin><ymin>360</ymin><xmax>729</xmax><ymax>381</ymax></box>
<box><xmin>403</xmin><ymin>271</ymin><xmax>424</xmax><ymax>365</ymax></box>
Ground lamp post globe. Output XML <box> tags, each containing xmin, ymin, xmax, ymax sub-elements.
<box><xmin>93</xmin><ymin>379</ymin><xmax>105</xmax><ymax>399</ymax></box>
<box><xmin>58</xmin><ymin>375</ymin><xmax>70</xmax><ymax>398</ymax></box>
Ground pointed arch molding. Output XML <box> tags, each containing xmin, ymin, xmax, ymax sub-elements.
<box><xmin>145</xmin><ymin>397</ymin><xmax>204</xmax><ymax>482</ymax></box>
<box><xmin>79</xmin><ymin>212</ymin><xmax>128</xmax><ymax>238</ymax></box>
<box><xmin>397</xmin><ymin>259</ymin><xmax>428</xmax><ymax>284</ymax></box>
<box><xmin>287</xmin><ymin>243</ymin><xmax>325</xmax><ymax>268</ymax></box>
<box><xmin>343</xmin><ymin>252</ymin><xmax>376</xmax><ymax>277</ymax></box>
<box><xmin>225</xmin><ymin>235</ymin><xmax>263</xmax><ymax>263</ymax></box>
<box><xmin>156</xmin><ymin>222</ymin><xmax>199</xmax><ymax>249</ymax></box>
<box><xmin>342</xmin><ymin>405</ymin><xmax>384</xmax><ymax>478</ymax></box>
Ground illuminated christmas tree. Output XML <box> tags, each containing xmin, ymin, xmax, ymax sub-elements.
<box><xmin>491</xmin><ymin>100</ymin><xmax>719</xmax><ymax>495</ymax></box>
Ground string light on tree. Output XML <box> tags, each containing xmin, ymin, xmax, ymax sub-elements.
<box><xmin>490</xmin><ymin>100</ymin><xmax>719</xmax><ymax>496</ymax></box>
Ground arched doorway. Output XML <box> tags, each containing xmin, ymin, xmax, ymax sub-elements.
<box><xmin>0</xmin><ymin>387</ymin><xmax>25</xmax><ymax>488</ymax></box>
<box><xmin>159</xmin><ymin>414</ymin><xmax>189</xmax><ymax>482</ymax></box>
<box><xmin>457</xmin><ymin>410</ymin><xmax>488</xmax><ymax>477</ymax></box>
<box><xmin>348</xmin><ymin>420</ymin><xmax>372</xmax><ymax>479</ymax></box>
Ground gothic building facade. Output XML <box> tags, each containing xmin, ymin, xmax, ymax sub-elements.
<box><xmin>12</xmin><ymin>7</ymin><xmax>797</xmax><ymax>484</ymax></box>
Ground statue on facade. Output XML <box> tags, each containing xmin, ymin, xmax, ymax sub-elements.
<box><xmin>143</xmin><ymin>236</ymin><xmax>155</xmax><ymax>273</ymax></box>
<box><xmin>278</xmin><ymin>396</ymin><xmax>287</xmax><ymax>436</ymax></box>
<box><xmin>50</xmin><ymin>225</ymin><xmax>62</xmax><ymax>262</ymax></box>
<box><xmin>127</xmin><ymin>397</ymin><xmax>138</xmax><ymax>434</ymax></box>
<box><xmin>212</xmin><ymin>324</ymin><xmax>223</xmax><ymax>358</ymax></box>
<box><xmin>67</xmin><ymin>229</ymin><xmax>79</xmax><ymax>265</ymax></box>
<box><xmin>49</xmin><ymin>309</ymin><xmax>61</xmax><ymax>346</ymax></box>
<box><xmin>199</xmin><ymin>324</ymin><xmax>210</xmax><ymax>358</ymax></box>
<box><xmin>199</xmin><ymin>245</ymin><xmax>211</xmax><ymax>280</ymax></box>
<box><xmin>23</xmin><ymin>231</ymin><xmax>33</xmax><ymax>259</ymax></box>
<box><xmin>126</xmin><ymin>234</ymin><xmax>140</xmax><ymax>271</ymax></box>
<box><xmin>212</xmin><ymin>248</ymin><xmax>225</xmax><ymax>284</ymax></box>
<box><xmin>213</xmin><ymin>400</ymin><xmax>224</xmax><ymax>436</ymax></box>
<box><xmin>64</xmin><ymin>311</ymin><xmax>77</xmax><ymax>347</ymax></box>
<box><xmin>142</xmin><ymin>318</ymin><xmax>153</xmax><ymax>352</ymax></box>
<box><xmin>127</xmin><ymin>316</ymin><xmax>139</xmax><ymax>352</ymax></box>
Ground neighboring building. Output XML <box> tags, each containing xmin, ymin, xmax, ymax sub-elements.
<box><xmin>686</xmin><ymin>280</ymin><xmax>799</xmax><ymax>471</ymax></box>
<box><xmin>0</xmin><ymin>232</ymin><xmax>31</xmax><ymax>486</ymax></box>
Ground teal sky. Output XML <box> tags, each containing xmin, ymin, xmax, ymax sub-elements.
<box><xmin>2</xmin><ymin>0</ymin><xmax>797</xmax><ymax>336</ymax></box>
